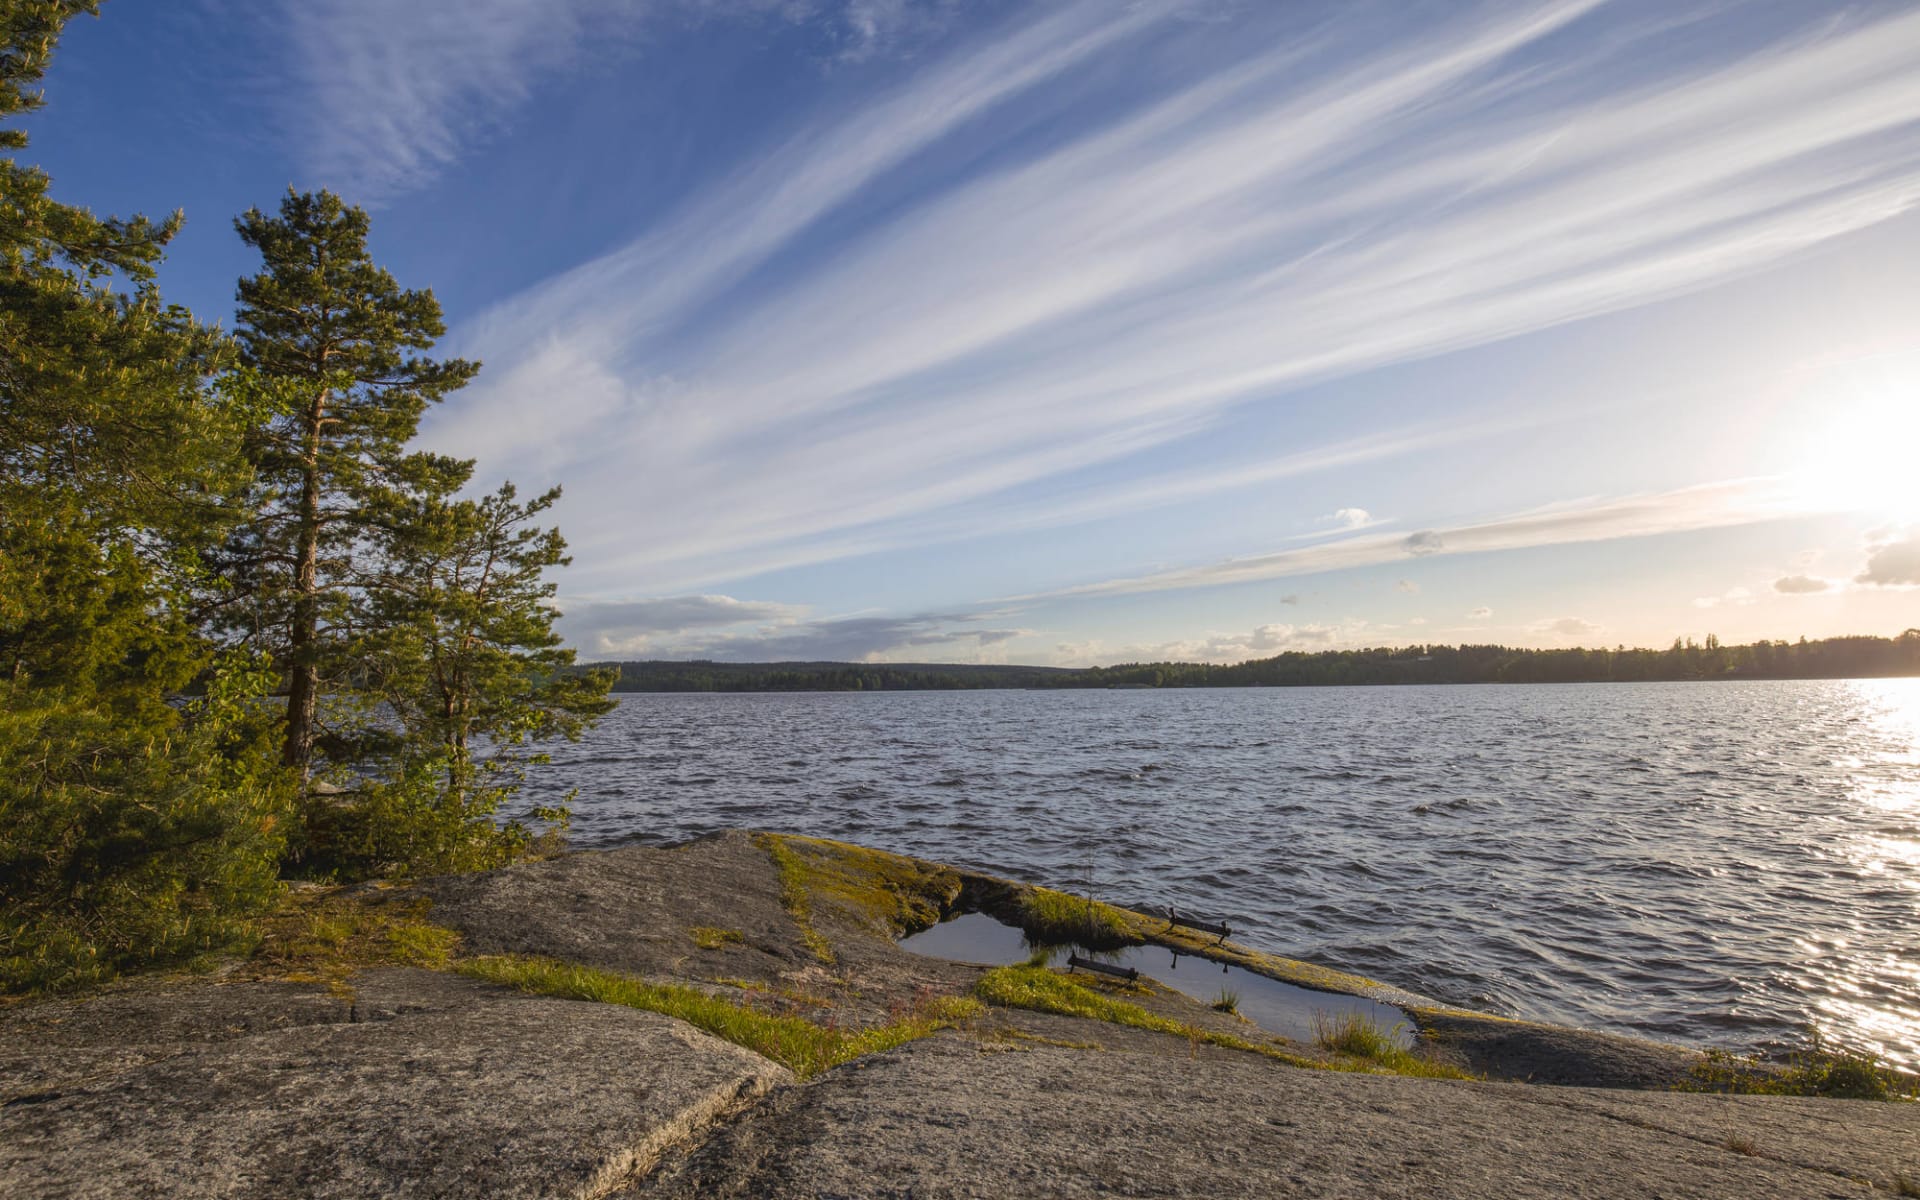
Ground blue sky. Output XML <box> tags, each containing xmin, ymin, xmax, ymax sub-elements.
<box><xmin>35</xmin><ymin>0</ymin><xmax>1920</xmax><ymax>664</ymax></box>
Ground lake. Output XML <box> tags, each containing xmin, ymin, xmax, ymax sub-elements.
<box><xmin>515</xmin><ymin>679</ymin><xmax>1920</xmax><ymax>1069</ymax></box>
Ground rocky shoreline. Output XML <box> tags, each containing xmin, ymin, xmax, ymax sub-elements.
<box><xmin>3</xmin><ymin>831</ymin><xmax>1914</xmax><ymax>1198</ymax></box>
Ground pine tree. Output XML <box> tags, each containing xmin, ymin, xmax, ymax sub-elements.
<box><xmin>345</xmin><ymin>482</ymin><xmax>615</xmax><ymax>874</ymax></box>
<box><xmin>0</xmin><ymin>0</ymin><xmax>288</xmax><ymax>990</ymax></box>
<box><xmin>224</xmin><ymin>190</ymin><xmax>478</xmax><ymax>778</ymax></box>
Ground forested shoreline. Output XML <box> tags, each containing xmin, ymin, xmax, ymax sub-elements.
<box><xmin>1</xmin><ymin>4</ymin><xmax>611</xmax><ymax>991</ymax></box>
<box><xmin>602</xmin><ymin>632</ymin><xmax>1920</xmax><ymax>692</ymax></box>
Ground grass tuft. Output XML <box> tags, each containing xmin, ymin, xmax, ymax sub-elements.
<box><xmin>688</xmin><ymin>926</ymin><xmax>744</xmax><ymax>951</ymax></box>
<box><xmin>246</xmin><ymin>887</ymin><xmax>460</xmax><ymax>998</ymax></box>
<box><xmin>459</xmin><ymin>954</ymin><xmax>975</xmax><ymax>1077</ymax></box>
<box><xmin>1681</xmin><ymin>1038</ymin><xmax>1918</xmax><ymax>1102</ymax></box>
<box><xmin>1311</xmin><ymin>1010</ymin><xmax>1472</xmax><ymax>1080</ymax></box>
<box><xmin>1211</xmin><ymin>987</ymin><xmax>1240</xmax><ymax>1015</ymax></box>
<box><xmin>973</xmin><ymin>961</ymin><xmax>1341</xmax><ymax>1071</ymax></box>
<box><xmin>1014</xmin><ymin>887</ymin><xmax>1137</xmax><ymax>949</ymax></box>
<box><xmin>1893</xmin><ymin>1172</ymin><xmax>1920</xmax><ymax>1197</ymax></box>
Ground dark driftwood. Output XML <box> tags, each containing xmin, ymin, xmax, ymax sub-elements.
<box><xmin>1066</xmin><ymin>954</ymin><xmax>1139</xmax><ymax>982</ymax></box>
<box><xmin>1165</xmin><ymin>907</ymin><xmax>1231</xmax><ymax>943</ymax></box>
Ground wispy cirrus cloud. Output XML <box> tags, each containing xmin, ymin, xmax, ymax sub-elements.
<box><xmin>557</xmin><ymin>593</ymin><xmax>1026</xmax><ymax>661</ymax></box>
<box><xmin>267</xmin><ymin>0</ymin><xmax>1065</xmax><ymax>201</ymax></box>
<box><xmin>1020</xmin><ymin>479</ymin><xmax>1796</xmax><ymax>600</ymax></box>
<box><xmin>416</xmin><ymin>1</ymin><xmax>1920</xmax><ymax>597</ymax></box>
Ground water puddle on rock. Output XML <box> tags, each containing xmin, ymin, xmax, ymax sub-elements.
<box><xmin>900</xmin><ymin>911</ymin><xmax>1411</xmax><ymax>1047</ymax></box>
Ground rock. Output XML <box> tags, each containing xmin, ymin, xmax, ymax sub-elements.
<box><xmin>0</xmin><ymin>968</ymin><xmax>789</xmax><ymax>1200</ymax></box>
<box><xmin>625</xmin><ymin>1034</ymin><xmax>1916</xmax><ymax>1199</ymax></box>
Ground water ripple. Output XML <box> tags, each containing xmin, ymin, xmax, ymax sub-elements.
<box><xmin>516</xmin><ymin>678</ymin><xmax>1920</xmax><ymax>1069</ymax></box>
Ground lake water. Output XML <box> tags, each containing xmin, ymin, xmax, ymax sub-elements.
<box><xmin>516</xmin><ymin>679</ymin><xmax>1920</xmax><ymax>1069</ymax></box>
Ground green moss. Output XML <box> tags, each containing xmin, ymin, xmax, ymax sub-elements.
<box><xmin>1013</xmin><ymin>887</ymin><xmax>1138</xmax><ymax>949</ymax></box>
<box><xmin>974</xmin><ymin>963</ymin><xmax>1472</xmax><ymax>1080</ymax></box>
<box><xmin>767</xmin><ymin>834</ymin><xmax>963</xmax><ymax>935</ymax></box>
<box><xmin>688</xmin><ymin>926</ymin><xmax>744</xmax><ymax>951</ymax></box>
<box><xmin>459</xmin><ymin>954</ymin><xmax>975</xmax><ymax>1078</ymax></box>
<box><xmin>754</xmin><ymin>834</ymin><xmax>836</xmax><ymax>965</ymax></box>
<box><xmin>973</xmin><ymin>962</ymin><xmax>1325</xmax><ymax>1070</ymax></box>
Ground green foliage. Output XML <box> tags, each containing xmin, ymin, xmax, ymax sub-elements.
<box><xmin>460</xmin><ymin>955</ymin><xmax>979</xmax><ymax>1077</ymax></box>
<box><xmin>0</xmin><ymin>8</ymin><xmax>607</xmax><ymax>990</ymax></box>
<box><xmin>690</xmin><ymin>926</ymin><xmax>745</xmax><ymax>950</ymax></box>
<box><xmin>1682</xmin><ymin>1037</ymin><xmax>1917</xmax><ymax>1102</ymax></box>
<box><xmin>219</xmin><ymin>191</ymin><xmax>609</xmax><ymax>879</ymax></box>
<box><xmin>0</xmin><ymin>4</ymin><xmax>289</xmax><ymax>993</ymax></box>
<box><xmin>1014</xmin><ymin>886</ymin><xmax>1138</xmax><ymax>950</ymax></box>
<box><xmin>218</xmin><ymin>188</ymin><xmax>479</xmax><ymax>775</ymax></box>
<box><xmin>0</xmin><ymin>655</ymin><xmax>293</xmax><ymax>992</ymax></box>
<box><xmin>1307</xmin><ymin>1011</ymin><xmax>1465</xmax><ymax>1078</ymax></box>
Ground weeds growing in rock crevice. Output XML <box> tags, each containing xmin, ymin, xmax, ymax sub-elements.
<box><xmin>1680</xmin><ymin>1037</ymin><xmax>1918</xmax><ymax>1102</ymax></box>
<box><xmin>459</xmin><ymin>954</ymin><xmax>983</xmax><ymax>1078</ymax></box>
<box><xmin>1306</xmin><ymin>1010</ymin><xmax>1470</xmax><ymax>1079</ymax></box>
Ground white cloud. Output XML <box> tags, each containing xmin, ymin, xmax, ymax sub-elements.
<box><xmin>1773</xmin><ymin>573</ymin><xmax>1833</xmax><ymax>595</ymax></box>
<box><xmin>1857</xmin><ymin>527</ymin><xmax>1920</xmax><ymax>587</ymax></box>
<box><xmin>1330</xmin><ymin>507</ymin><xmax>1371</xmax><ymax>528</ymax></box>
<box><xmin>1408</xmin><ymin>616</ymin><xmax>1428</xmax><ymax>626</ymax></box>
<box><xmin>1467</xmin><ymin>606</ymin><xmax>1492</xmax><ymax>619</ymax></box>
<box><xmin>559</xmin><ymin>592</ymin><xmax>1028</xmax><ymax>661</ymax></box>
<box><xmin>1396</xmin><ymin>578</ymin><xmax>1420</xmax><ymax>594</ymax></box>
<box><xmin>1021</xmin><ymin>479</ymin><xmax>1793</xmax><ymax>601</ymax></box>
<box><xmin>265</xmin><ymin>0</ymin><xmax>1142</xmax><ymax>201</ymax></box>
<box><xmin>424</xmin><ymin>2</ymin><xmax>1920</xmax><ymax>592</ymax></box>
<box><xmin>1692</xmin><ymin>585</ymin><xmax>1757</xmax><ymax>609</ymax></box>
<box><xmin>1531</xmin><ymin>616</ymin><xmax>1602</xmax><ymax>640</ymax></box>
<box><xmin>1054</xmin><ymin>620</ymin><xmax>1369</xmax><ymax>667</ymax></box>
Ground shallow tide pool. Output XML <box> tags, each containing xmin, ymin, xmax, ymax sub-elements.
<box><xmin>900</xmin><ymin>911</ymin><xmax>1413</xmax><ymax>1047</ymax></box>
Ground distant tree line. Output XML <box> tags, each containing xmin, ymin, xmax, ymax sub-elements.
<box><xmin>601</xmin><ymin>632</ymin><xmax>1920</xmax><ymax>692</ymax></box>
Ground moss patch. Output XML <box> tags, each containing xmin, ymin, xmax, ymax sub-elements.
<box><xmin>689</xmin><ymin>926</ymin><xmax>744</xmax><ymax>951</ymax></box>
<box><xmin>1013</xmin><ymin>887</ymin><xmax>1137</xmax><ymax>949</ymax></box>
<box><xmin>975</xmin><ymin>962</ymin><xmax>1323</xmax><ymax>1070</ymax></box>
<box><xmin>755</xmin><ymin>834</ymin><xmax>836</xmax><ymax>965</ymax></box>
<box><xmin>460</xmin><ymin>954</ymin><xmax>975</xmax><ymax>1078</ymax></box>
<box><xmin>975</xmin><ymin>962</ymin><xmax>1471</xmax><ymax>1080</ymax></box>
<box><xmin>764</xmin><ymin>834</ymin><xmax>963</xmax><ymax>936</ymax></box>
<box><xmin>244</xmin><ymin>886</ymin><xmax>460</xmax><ymax>999</ymax></box>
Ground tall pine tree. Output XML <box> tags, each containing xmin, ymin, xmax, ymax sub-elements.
<box><xmin>0</xmin><ymin>0</ymin><xmax>289</xmax><ymax>990</ymax></box>
<box><xmin>224</xmin><ymin>190</ymin><xmax>478</xmax><ymax>778</ymax></box>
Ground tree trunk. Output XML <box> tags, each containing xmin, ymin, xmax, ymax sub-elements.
<box><xmin>281</xmin><ymin>389</ymin><xmax>326</xmax><ymax>778</ymax></box>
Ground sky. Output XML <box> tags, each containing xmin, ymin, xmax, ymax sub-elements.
<box><xmin>31</xmin><ymin>0</ymin><xmax>1920</xmax><ymax>665</ymax></box>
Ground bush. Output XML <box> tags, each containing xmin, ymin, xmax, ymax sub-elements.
<box><xmin>0</xmin><ymin>659</ymin><xmax>293</xmax><ymax>993</ymax></box>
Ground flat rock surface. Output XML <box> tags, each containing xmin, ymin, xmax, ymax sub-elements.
<box><xmin>627</xmin><ymin>1034</ymin><xmax>1918</xmax><ymax>1199</ymax></box>
<box><xmin>421</xmin><ymin>830</ymin><xmax>815</xmax><ymax>983</ymax></box>
<box><xmin>0</xmin><ymin>968</ymin><xmax>789</xmax><ymax>1200</ymax></box>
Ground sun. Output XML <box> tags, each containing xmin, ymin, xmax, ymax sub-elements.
<box><xmin>1789</xmin><ymin>361</ymin><xmax>1920</xmax><ymax>523</ymax></box>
